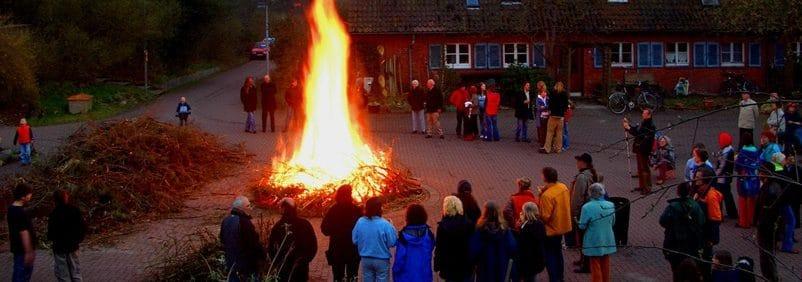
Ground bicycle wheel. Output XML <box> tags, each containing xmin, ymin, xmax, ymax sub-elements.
<box><xmin>608</xmin><ymin>92</ymin><xmax>628</xmax><ymax>114</ymax></box>
<box><xmin>637</xmin><ymin>92</ymin><xmax>659</xmax><ymax>111</ymax></box>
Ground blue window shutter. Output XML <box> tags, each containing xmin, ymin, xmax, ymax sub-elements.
<box><xmin>594</xmin><ymin>48</ymin><xmax>602</xmax><ymax>68</ymax></box>
<box><xmin>707</xmin><ymin>43</ymin><xmax>720</xmax><ymax>66</ymax></box>
<box><xmin>775</xmin><ymin>43</ymin><xmax>785</xmax><ymax>67</ymax></box>
<box><xmin>429</xmin><ymin>45</ymin><xmax>442</xmax><ymax>69</ymax></box>
<box><xmin>694</xmin><ymin>42</ymin><xmax>706</xmax><ymax>67</ymax></box>
<box><xmin>487</xmin><ymin>44</ymin><xmax>501</xmax><ymax>68</ymax></box>
<box><xmin>651</xmin><ymin>43</ymin><xmax>663</xmax><ymax>67</ymax></box>
<box><xmin>638</xmin><ymin>42</ymin><xmax>651</xmax><ymax>67</ymax></box>
<box><xmin>749</xmin><ymin>43</ymin><xmax>761</xmax><ymax>67</ymax></box>
<box><xmin>533</xmin><ymin>43</ymin><xmax>545</xmax><ymax>68</ymax></box>
<box><xmin>475</xmin><ymin>44</ymin><xmax>487</xmax><ymax>68</ymax></box>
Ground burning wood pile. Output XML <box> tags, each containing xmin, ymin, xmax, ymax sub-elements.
<box><xmin>251</xmin><ymin>0</ymin><xmax>424</xmax><ymax>215</ymax></box>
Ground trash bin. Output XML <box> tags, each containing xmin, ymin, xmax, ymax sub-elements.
<box><xmin>609</xmin><ymin>197</ymin><xmax>631</xmax><ymax>245</ymax></box>
<box><xmin>67</xmin><ymin>93</ymin><xmax>93</xmax><ymax>114</ymax></box>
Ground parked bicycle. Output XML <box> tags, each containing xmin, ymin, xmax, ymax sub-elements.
<box><xmin>721</xmin><ymin>71</ymin><xmax>757</xmax><ymax>96</ymax></box>
<box><xmin>607</xmin><ymin>80</ymin><xmax>660</xmax><ymax>114</ymax></box>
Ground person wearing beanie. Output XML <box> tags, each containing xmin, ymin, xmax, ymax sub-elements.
<box><xmin>456</xmin><ymin>180</ymin><xmax>481</xmax><ymax>225</ymax></box>
<box><xmin>759</xmin><ymin>131</ymin><xmax>781</xmax><ymax>165</ymax></box>
<box><xmin>714</xmin><ymin>132</ymin><xmax>738</xmax><ymax>220</ymax></box>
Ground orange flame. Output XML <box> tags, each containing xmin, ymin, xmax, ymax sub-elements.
<box><xmin>268</xmin><ymin>0</ymin><xmax>388</xmax><ymax>201</ymax></box>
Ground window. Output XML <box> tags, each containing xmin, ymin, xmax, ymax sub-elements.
<box><xmin>611</xmin><ymin>42</ymin><xmax>633</xmax><ymax>67</ymax></box>
<box><xmin>608</xmin><ymin>0</ymin><xmax>628</xmax><ymax>2</ymax></box>
<box><xmin>593</xmin><ymin>47</ymin><xmax>603</xmax><ymax>68</ymax></box>
<box><xmin>701</xmin><ymin>0</ymin><xmax>720</xmax><ymax>6</ymax></box>
<box><xmin>721</xmin><ymin>42</ymin><xmax>744</xmax><ymax>66</ymax></box>
<box><xmin>637</xmin><ymin>42</ymin><xmax>663</xmax><ymax>67</ymax></box>
<box><xmin>694</xmin><ymin>42</ymin><xmax>719</xmax><ymax>67</ymax></box>
<box><xmin>503</xmin><ymin>43</ymin><xmax>529</xmax><ymax>67</ymax></box>
<box><xmin>445</xmin><ymin>43</ymin><xmax>470</xmax><ymax>69</ymax></box>
<box><xmin>466</xmin><ymin>0</ymin><xmax>479</xmax><ymax>8</ymax></box>
<box><xmin>429</xmin><ymin>45</ymin><xmax>442</xmax><ymax>69</ymax></box>
<box><xmin>748</xmin><ymin>43</ymin><xmax>761</xmax><ymax>67</ymax></box>
<box><xmin>501</xmin><ymin>1</ymin><xmax>522</xmax><ymax>5</ymax></box>
<box><xmin>474</xmin><ymin>43</ymin><xmax>501</xmax><ymax>69</ymax></box>
<box><xmin>665</xmin><ymin>42</ymin><xmax>689</xmax><ymax>66</ymax></box>
<box><xmin>532</xmin><ymin>43</ymin><xmax>545</xmax><ymax>68</ymax></box>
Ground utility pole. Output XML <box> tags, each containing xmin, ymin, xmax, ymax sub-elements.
<box><xmin>265</xmin><ymin>0</ymin><xmax>270</xmax><ymax>74</ymax></box>
<box><xmin>143</xmin><ymin>0</ymin><xmax>148</xmax><ymax>96</ymax></box>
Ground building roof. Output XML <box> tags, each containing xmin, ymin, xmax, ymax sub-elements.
<box><xmin>344</xmin><ymin>0</ymin><xmax>727</xmax><ymax>35</ymax></box>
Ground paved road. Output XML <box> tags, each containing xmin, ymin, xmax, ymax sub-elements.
<box><xmin>2</xmin><ymin>60</ymin><xmax>800</xmax><ymax>281</ymax></box>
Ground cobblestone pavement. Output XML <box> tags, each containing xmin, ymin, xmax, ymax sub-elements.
<box><xmin>2</xmin><ymin>61</ymin><xmax>800</xmax><ymax>281</ymax></box>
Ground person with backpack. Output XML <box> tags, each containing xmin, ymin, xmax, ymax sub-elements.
<box><xmin>659</xmin><ymin>182</ymin><xmax>706</xmax><ymax>280</ymax></box>
<box><xmin>393</xmin><ymin>204</ymin><xmax>435</xmax><ymax>282</ymax></box>
<box><xmin>735</xmin><ymin>133</ymin><xmax>760</xmax><ymax>228</ymax></box>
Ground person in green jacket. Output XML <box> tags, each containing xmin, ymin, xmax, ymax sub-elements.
<box><xmin>578</xmin><ymin>183</ymin><xmax>616</xmax><ymax>282</ymax></box>
<box><xmin>659</xmin><ymin>182</ymin><xmax>706</xmax><ymax>281</ymax></box>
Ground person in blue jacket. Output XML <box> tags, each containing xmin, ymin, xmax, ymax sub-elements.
<box><xmin>393</xmin><ymin>204</ymin><xmax>435</xmax><ymax>282</ymax></box>
<box><xmin>352</xmin><ymin>197</ymin><xmax>397</xmax><ymax>282</ymax></box>
<box><xmin>578</xmin><ymin>183</ymin><xmax>617</xmax><ymax>282</ymax></box>
<box><xmin>758</xmin><ymin>131</ymin><xmax>781</xmax><ymax>165</ymax></box>
<box><xmin>735</xmin><ymin>133</ymin><xmax>761</xmax><ymax>229</ymax></box>
<box><xmin>469</xmin><ymin>201</ymin><xmax>517</xmax><ymax>282</ymax></box>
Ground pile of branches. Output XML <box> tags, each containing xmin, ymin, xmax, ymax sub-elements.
<box><xmin>1</xmin><ymin>117</ymin><xmax>248</xmax><ymax>236</ymax></box>
<box><xmin>148</xmin><ymin>229</ymin><xmax>229</xmax><ymax>281</ymax></box>
<box><xmin>252</xmin><ymin>164</ymin><xmax>426</xmax><ymax>217</ymax></box>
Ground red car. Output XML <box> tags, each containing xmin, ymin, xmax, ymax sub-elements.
<box><xmin>250</xmin><ymin>42</ymin><xmax>268</xmax><ymax>60</ymax></box>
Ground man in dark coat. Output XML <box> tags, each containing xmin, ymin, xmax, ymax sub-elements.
<box><xmin>659</xmin><ymin>182</ymin><xmax>706</xmax><ymax>281</ymax></box>
<box><xmin>624</xmin><ymin>108</ymin><xmax>656</xmax><ymax>194</ymax></box>
<box><xmin>321</xmin><ymin>185</ymin><xmax>362</xmax><ymax>281</ymax></box>
<box><xmin>514</xmin><ymin>82</ymin><xmax>534</xmax><ymax>142</ymax></box>
<box><xmin>268</xmin><ymin>198</ymin><xmax>318</xmax><ymax>282</ymax></box>
<box><xmin>261</xmin><ymin>74</ymin><xmax>278</xmax><ymax>133</ymax></box>
<box><xmin>756</xmin><ymin>163</ymin><xmax>786</xmax><ymax>281</ymax></box>
<box><xmin>424</xmin><ymin>79</ymin><xmax>444</xmax><ymax>139</ymax></box>
<box><xmin>47</xmin><ymin>190</ymin><xmax>87</xmax><ymax>282</ymax></box>
<box><xmin>220</xmin><ymin>196</ymin><xmax>264</xmax><ymax>281</ymax></box>
<box><xmin>284</xmin><ymin>78</ymin><xmax>304</xmax><ymax>132</ymax></box>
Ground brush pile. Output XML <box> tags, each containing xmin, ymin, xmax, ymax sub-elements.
<box><xmin>1</xmin><ymin>117</ymin><xmax>248</xmax><ymax>236</ymax></box>
<box><xmin>252</xmin><ymin>164</ymin><xmax>426</xmax><ymax>217</ymax></box>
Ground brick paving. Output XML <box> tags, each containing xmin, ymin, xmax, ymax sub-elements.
<box><xmin>2</xmin><ymin>61</ymin><xmax>801</xmax><ymax>281</ymax></box>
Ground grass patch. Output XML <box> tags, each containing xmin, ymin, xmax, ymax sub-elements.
<box><xmin>29</xmin><ymin>83</ymin><xmax>156</xmax><ymax>126</ymax></box>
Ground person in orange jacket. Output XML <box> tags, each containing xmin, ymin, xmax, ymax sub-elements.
<box><xmin>693</xmin><ymin>167</ymin><xmax>722</xmax><ymax>281</ymax></box>
<box><xmin>483</xmin><ymin>84</ymin><xmax>501</xmax><ymax>141</ymax></box>
<box><xmin>449</xmin><ymin>84</ymin><xmax>470</xmax><ymax>137</ymax></box>
<box><xmin>12</xmin><ymin>118</ymin><xmax>34</xmax><ymax>165</ymax></box>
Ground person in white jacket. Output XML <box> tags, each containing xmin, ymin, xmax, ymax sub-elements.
<box><xmin>738</xmin><ymin>92</ymin><xmax>759</xmax><ymax>148</ymax></box>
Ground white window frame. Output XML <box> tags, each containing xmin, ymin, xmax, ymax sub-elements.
<box><xmin>611</xmin><ymin>42</ymin><xmax>633</xmax><ymax>67</ymax></box>
<box><xmin>445</xmin><ymin>43</ymin><xmax>471</xmax><ymax>69</ymax></box>
<box><xmin>665</xmin><ymin>42</ymin><xmax>689</xmax><ymax>67</ymax></box>
<box><xmin>503</xmin><ymin>43</ymin><xmax>529</xmax><ymax>67</ymax></box>
<box><xmin>795</xmin><ymin>42</ymin><xmax>802</xmax><ymax>59</ymax></box>
<box><xmin>721</xmin><ymin>42</ymin><xmax>745</xmax><ymax>67</ymax></box>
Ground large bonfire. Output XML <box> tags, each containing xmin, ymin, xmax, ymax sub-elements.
<box><xmin>258</xmin><ymin>0</ymin><xmax>421</xmax><ymax>213</ymax></box>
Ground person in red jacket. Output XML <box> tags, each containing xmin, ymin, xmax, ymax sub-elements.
<box><xmin>449</xmin><ymin>84</ymin><xmax>470</xmax><ymax>137</ymax></box>
<box><xmin>240</xmin><ymin>77</ymin><xmax>258</xmax><ymax>133</ymax></box>
<box><xmin>483</xmin><ymin>85</ymin><xmax>501</xmax><ymax>141</ymax></box>
<box><xmin>503</xmin><ymin>177</ymin><xmax>540</xmax><ymax>230</ymax></box>
<box><xmin>13</xmin><ymin>118</ymin><xmax>33</xmax><ymax>165</ymax></box>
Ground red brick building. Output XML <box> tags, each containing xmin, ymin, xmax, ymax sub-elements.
<box><xmin>343</xmin><ymin>0</ymin><xmax>797</xmax><ymax>97</ymax></box>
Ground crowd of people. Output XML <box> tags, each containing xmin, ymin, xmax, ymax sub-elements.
<box><xmin>239</xmin><ymin>74</ymin><xmax>304</xmax><ymax>134</ymax></box>
<box><xmin>219</xmin><ymin>163</ymin><xmax>619</xmax><ymax>282</ymax></box>
<box><xmin>406</xmin><ymin>79</ymin><xmax>574</xmax><ymax>152</ymax></box>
